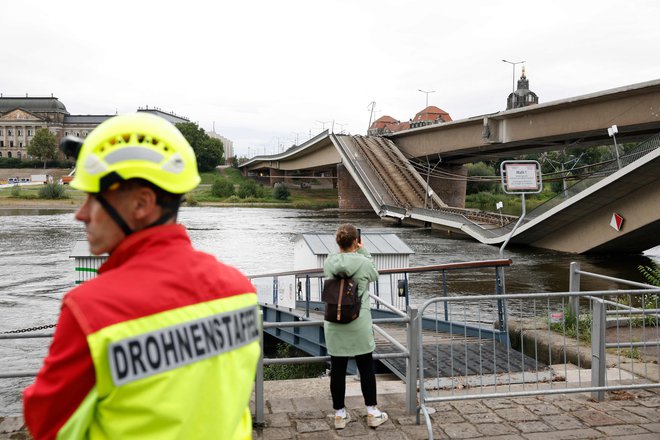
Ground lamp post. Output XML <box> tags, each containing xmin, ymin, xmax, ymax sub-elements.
<box><xmin>501</xmin><ymin>59</ymin><xmax>525</xmax><ymax>94</ymax></box>
<box><xmin>418</xmin><ymin>89</ymin><xmax>435</xmax><ymax>108</ymax></box>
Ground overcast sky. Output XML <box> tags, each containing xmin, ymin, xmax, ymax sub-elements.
<box><xmin>2</xmin><ymin>1</ymin><xmax>659</xmax><ymax>157</ymax></box>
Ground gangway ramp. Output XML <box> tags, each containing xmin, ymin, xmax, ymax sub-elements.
<box><xmin>262</xmin><ymin>304</ymin><xmax>550</xmax><ymax>385</ymax></box>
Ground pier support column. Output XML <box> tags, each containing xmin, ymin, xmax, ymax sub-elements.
<box><xmin>269</xmin><ymin>168</ymin><xmax>285</xmax><ymax>187</ymax></box>
<box><xmin>337</xmin><ymin>164</ymin><xmax>372</xmax><ymax>211</ymax></box>
<box><xmin>427</xmin><ymin>164</ymin><xmax>467</xmax><ymax>208</ymax></box>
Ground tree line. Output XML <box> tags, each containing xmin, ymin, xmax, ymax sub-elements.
<box><xmin>16</xmin><ymin>122</ymin><xmax>225</xmax><ymax>172</ymax></box>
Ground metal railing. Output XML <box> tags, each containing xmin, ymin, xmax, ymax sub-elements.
<box><xmin>415</xmin><ymin>264</ymin><xmax>660</xmax><ymax>440</ymax></box>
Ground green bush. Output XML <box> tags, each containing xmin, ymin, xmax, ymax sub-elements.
<box><xmin>38</xmin><ymin>183</ymin><xmax>68</xmax><ymax>199</ymax></box>
<box><xmin>184</xmin><ymin>193</ymin><xmax>199</xmax><ymax>207</ymax></box>
<box><xmin>10</xmin><ymin>185</ymin><xmax>22</xmax><ymax>197</ymax></box>
<box><xmin>237</xmin><ymin>180</ymin><xmax>265</xmax><ymax>199</ymax></box>
<box><xmin>211</xmin><ymin>178</ymin><xmax>235</xmax><ymax>198</ymax></box>
<box><xmin>273</xmin><ymin>183</ymin><xmax>290</xmax><ymax>200</ymax></box>
<box><xmin>263</xmin><ymin>343</ymin><xmax>326</xmax><ymax>380</ymax></box>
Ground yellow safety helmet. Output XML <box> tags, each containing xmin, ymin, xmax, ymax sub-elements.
<box><xmin>70</xmin><ymin>113</ymin><xmax>200</xmax><ymax>194</ymax></box>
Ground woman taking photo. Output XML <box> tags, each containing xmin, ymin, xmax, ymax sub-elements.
<box><xmin>323</xmin><ymin>223</ymin><xmax>389</xmax><ymax>430</ymax></box>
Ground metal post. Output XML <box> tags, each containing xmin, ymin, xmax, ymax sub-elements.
<box><xmin>442</xmin><ymin>270</ymin><xmax>449</xmax><ymax>322</ymax></box>
<box><xmin>305</xmin><ymin>275</ymin><xmax>311</xmax><ymax>318</ymax></box>
<box><xmin>591</xmin><ymin>298</ymin><xmax>606</xmax><ymax>401</ymax></box>
<box><xmin>406</xmin><ymin>306</ymin><xmax>419</xmax><ymax>415</ymax></box>
<box><xmin>569</xmin><ymin>262</ymin><xmax>580</xmax><ymax>319</ymax></box>
<box><xmin>255</xmin><ymin>310</ymin><xmax>265</xmax><ymax>424</ymax></box>
<box><xmin>500</xmin><ymin>193</ymin><xmax>526</xmax><ymax>256</ymax></box>
<box><xmin>495</xmin><ymin>266</ymin><xmax>509</xmax><ymax>346</ymax></box>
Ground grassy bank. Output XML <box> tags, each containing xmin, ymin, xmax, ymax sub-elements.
<box><xmin>0</xmin><ymin>168</ymin><xmax>339</xmax><ymax>210</ymax></box>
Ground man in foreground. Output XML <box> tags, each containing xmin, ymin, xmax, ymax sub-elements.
<box><xmin>23</xmin><ymin>113</ymin><xmax>260</xmax><ymax>439</ymax></box>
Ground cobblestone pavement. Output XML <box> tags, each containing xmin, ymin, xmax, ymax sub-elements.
<box><xmin>253</xmin><ymin>385</ymin><xmax>660</xmax><ymax>439</ymax></box>
<box><xmin>3</xmin><ymin>383</ymin><xmax>659</xmax><ymax>439</ymax></box>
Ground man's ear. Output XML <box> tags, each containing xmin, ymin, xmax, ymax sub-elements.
<box><xmin>132</xmin><ymin>186</ymin><xmax>159</xmax><ymax>221</ymax></box>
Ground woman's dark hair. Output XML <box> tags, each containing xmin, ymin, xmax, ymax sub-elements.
<box><xmin>336</xmin><ymin>223</ymin><xmax>358</xmax><ymax>250</ymax></box>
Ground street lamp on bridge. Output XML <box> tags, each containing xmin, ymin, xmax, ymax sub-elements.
<box><xmin>502</xmin><ymin>59</ymin><xmax>525</xmax><ymax>95</ymax></box>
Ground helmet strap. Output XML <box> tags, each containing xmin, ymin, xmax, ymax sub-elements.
<box><xmin>146</xmin><ymin>198</ymin><xmax>181</xmax><ymax>229</ymax></box>
<box><xmin>95</xmin><ymin>194</ymin><xmax>134</xmax><ymax>237</ymax></box>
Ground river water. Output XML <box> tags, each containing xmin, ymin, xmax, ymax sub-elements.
<box><xmin>1</xmin><ymin>206</ymin><xmax>658</xmax><ymax>414</ymax></box>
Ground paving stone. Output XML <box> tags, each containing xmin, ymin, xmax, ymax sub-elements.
<box><xmin>295</xmin><ymin>419</ymin><xmax>331</xmax><ymax>433</ymax></box>
<box><xmin>429</xmin><ymin>410</ymin><xmax>465</xmax><ymax>424</ymax></box>
<box><xmin>475</xmin><ymin>422</ymin><xmax>519</xmax><ymax>436</ymax></box>
<box><xmin>482</xmin><ymin>398</ymin><xmax>517</xmax><ymax>410</ymax></box>
<box><xmin>625</xmin><ymin>405</ymin><xmax>660</xmax><ymax>422</ymax></box>
<box><xmin>268</xmin><ymin>397</ymin><xmax>295</xmax><ymax>413</ymax></box>
<box><xmin>607</xmin><ymin>409</ymin><xmax>653</xmax><ymax>424</ymax></box>
<box><xmin>399</xmin><ymin>423</ymin><xmax>433</xmax><ymax>440</ymax></box>
<box><xmin>335</xmin><ymin>420</ymin><xmax>369</xmax><ymax>437</ymax></box>
<box><xmin>373</xmin><ymin>431</ymin><xmax>408</xmax><ymax>440</ymax></box>
<box><xmin>514</xmin><ymin>420</ymin><xmax>553</xmax><ymax>433</ymax></box>
<box><xmin>451</xmin><ymin>400</ymin><xmax>489</xmax><ymax>414</ymax></box>
<box><xmin>463</xmin><ymin>411</ymin><xmax>504</xmax><ymax>424</ymax></box>
<box><xmin>525</xmin><ymin>403</ymin><xmax>562</xmax><ymax>416</ymax></box>
<box><xmin>260</xmin><ymin>427</ymin><xmax>294</xmax><ymax>439</ymax></box>
<box><xmin>546</xmin><ymin>397</ymin><xmax>588</xmax><ymax>412</ymax></box>
<box><xmin>639</xmin><ymin>422</ymin><xmax>660</xmax><ymax>432</ymax></box>
<box><xmin>495</xmin><ymin>407</ymin><xmax>539</xmax><ymax>422</ymax></box>
<box><xmin>511</xmin><ymin>397</ymin><xmax>543</xmax><ymax>405</ymax></box>
<box><xmin>522</xmin><ymin>428</ymin><xmax>603</xmax><ymax>439</ymax></box>
<box><xmin>484</xmin><ymin>436</ymin><xmax>525</xmax><ymax>440</ymax></box>
<box><xmin>638</xmin><ymin>397</ymin><xmax>660</xmax><ymax>408</ymax></box>
<box><xmin>603</xmin><ymin>435</ymin><xmax>660</xmax><ymax>440</ymax></box>
<box><xmin>571</xmin><ymin>409</ymin><xmax>625</xmax><ymax>426</ymax></box>
<box><xmin>595</xmin><ymin>424</ymin><xmax>651</xmax><ymax>436</ymax></box>
<box><xmin>296</xmin><ymin>431</ymin><xmax>340</xmax><ymax>440</ymax></box>
<box><xmin>541</xmin><ymin>414</ymin><xmax>585</xmax><ymax>430</ymax></box>
<box><xmin>292</xmin><ymin>397</ymin><xmax>328</xmax><ymax>412</ymax></box>
<box><xmin>293</xmin><ymin>410</ymin><xmax>327</xmax><ymax>420</ymax></box>
<box><xmin>396</xmin><ymin>415</ymin><xmax>422</xmax><ymax>426</ymax></box>
<box><xmin>0</xmin><ymin>417</ymin><xmax>24</xmax><ymax>434</ymax></box>
<box><xmin>265</xmin><ymin>412</ymin><xmax>292</xmax><ymax>428</ymax></box>
<box><xmin>437</xmin><ymin>422</ymin><xmax>480</xmax><ymax>439</ymax></box>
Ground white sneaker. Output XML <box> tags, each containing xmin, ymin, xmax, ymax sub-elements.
<box><xmin>334</xmin><ymin>412</ymin><xmax>350</xmax><ymax>429</ymax></box>
<box><xmin>367</xmin><ymin>411</ymin><xmax>389</xmax><ymax>428</ymax></box>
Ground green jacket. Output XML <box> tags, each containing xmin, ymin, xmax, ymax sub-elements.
<box><xmin>323</xmin><ymin>248</ymin><xmax>379</xmax><ymax>356</ymax></box>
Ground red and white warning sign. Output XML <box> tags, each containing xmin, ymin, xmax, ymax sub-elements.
<box><xmin>610</xmin><ymin>213</ymin><xmax>624</xmax><ymax>231</ymax></box>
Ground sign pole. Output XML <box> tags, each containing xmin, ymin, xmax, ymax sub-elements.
<box><xmin>499</xmin><ymin>160</ymin><xmax>542</xmax><ymax>256</ymax></box>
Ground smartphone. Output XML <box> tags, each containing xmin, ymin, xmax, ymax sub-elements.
<box><xmin>357</xmin><ymin>228</ymin><xmax>362</xmax><ymax>244</ymax></box>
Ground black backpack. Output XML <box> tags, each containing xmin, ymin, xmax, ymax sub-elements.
<box><xmin>321</xmin><ymin>277</ymin><xmax>360</xmax><ymax>324</ymax></box>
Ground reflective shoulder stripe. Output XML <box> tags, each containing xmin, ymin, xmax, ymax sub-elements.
<box><xmin>108</xmin><ymin>304</ymin><xmax>259</xmax><ymax>386</ymax></box>
<box><xmin>88</xmin><ymin>292</ymin><xmax>258</xmax><ymax>393</ymax></box>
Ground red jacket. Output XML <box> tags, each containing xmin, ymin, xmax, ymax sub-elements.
<box><xmin>23</xmin><ymin>224</ymin><xmax>257</xmax><ymax>439</ymax></box>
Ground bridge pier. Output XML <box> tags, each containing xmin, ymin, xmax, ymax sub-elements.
<box><xmin>337</xmin><ymin>164</ymin><xmax>372</xmax><ymax>211</ymax></box>
<box><xmin>269</xmin><ymin>169</ymin><xmax>285</xmax><ymax>187</ymax></box>
<box><xmin>426</xmin><ymin>164</ymin><xmax>468</xmax><ymax>208</ymax></box>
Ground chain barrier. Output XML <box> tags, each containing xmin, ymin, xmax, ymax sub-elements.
<box><xmin>1</xmin><ymin>324</ymin><xmax>56</xmax><ymax>334</ymax></box>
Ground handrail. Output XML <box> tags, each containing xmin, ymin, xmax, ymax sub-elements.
<box><xmin>247</xmin><ymin>258</ymin><xmax>513</xmax><ymax>279</ymax></box>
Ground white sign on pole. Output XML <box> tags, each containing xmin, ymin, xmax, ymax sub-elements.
<box><xmin>500</xmin><ymin>160</ymin><xmax>542</xmax><ymax>194</ymax></box>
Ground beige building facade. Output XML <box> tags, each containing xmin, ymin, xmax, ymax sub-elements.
<box><xmin>0</xmin><ymin>97</ymin><xmax>190</xmax><ymax>161</ymax></box>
